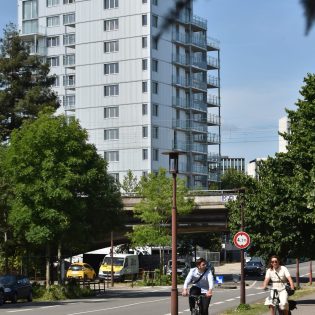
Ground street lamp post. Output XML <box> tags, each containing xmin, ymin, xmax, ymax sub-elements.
<box><xmin>162</xmin><ymin>151</ymin><xmax>180</xmax><ymax>315</ymax></box>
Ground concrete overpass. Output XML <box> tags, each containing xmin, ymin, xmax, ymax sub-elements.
<box><xmin>122</xmin><ymin>190</ymin><xmax>237</xmax><ymax>234</ymax></box>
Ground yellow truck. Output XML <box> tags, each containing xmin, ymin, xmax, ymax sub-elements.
<box><xmin>98</xmin><ymin>254</ymin><xmax>139</xmax><ymax>282</ymax></box>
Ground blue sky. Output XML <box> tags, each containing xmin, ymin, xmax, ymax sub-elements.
<box><xmin>1</xmin><ymin>0</ymin><xmax>315</xmax><ymax>164</ymax></box>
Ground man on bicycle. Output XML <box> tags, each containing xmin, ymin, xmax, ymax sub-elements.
<box><xmin>182</xmin><ymin>258</ymin><xmax>213</xmax><ymax>315</ymax></box>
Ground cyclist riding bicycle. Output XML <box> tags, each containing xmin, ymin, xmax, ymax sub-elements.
<box><xmin>182</xmin><ymin>258</ymin><xmax>213</xmax><ymax>315</ymax></box>
<box><xmin>262</xmin><ymin>255</ymin><xmax>295</xmax><ymax>315</ymax></box>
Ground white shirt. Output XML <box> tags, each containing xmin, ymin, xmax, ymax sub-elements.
<box><xmin>183</xmin><ymin>267</ymin><xmax>214</xmax><ymax>293</ymax></box>
<box><xmin>266</xmin><ymin>265</ymin><xmax>291</xmax><ymax>290</ymax></box>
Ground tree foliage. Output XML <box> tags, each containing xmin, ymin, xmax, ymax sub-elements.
<box><xmin>4</xmin><ymin>113</ymin><xmax>123</xmax><ymax>252</ymax></box>
<box><xmin>221</xmin><ymin>169</ymin><xmax>257</xmax><ymax>190</ymax></box>
<box><xmin>121</xmin><ymin>170</ymin><xmax>139</xmax><ymax>193</ymax></box>
<box><xmin>129</xmin><ymin>169</ymin><xmax>194</xmax><ymax>247</ymax></box>
<box><xmin>228</xmin><ymin>73</ymin><xmax>315</xmax><ymax>261</ymax></box>
<box><xmin>0</xmin><ymin>24</ymin><xmax>59</xmax><ymax>142</ymax></box>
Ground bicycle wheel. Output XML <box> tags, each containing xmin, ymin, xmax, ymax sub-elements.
<box><xmin>274</xmin><ymin>305</ymin><xmax>282</xmax><ymax>315</ymax></box>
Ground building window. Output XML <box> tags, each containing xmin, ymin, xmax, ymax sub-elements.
<box><xmin>104</xmin><ymin>128</ymin><xmax>119</xmax><ymax>140</ymax></box>
<box><xmin>152</xmin><ymin>126</ymin><xmax>159</xmax><ymax>139</ymax></box>
<box><xmin>104</xmin><ymin>62</ymin><xmax>119</xmax><ymax>74</ymax></box>
<box><xmin>142</xmin><ymin>103</ymin><xmax>147</xmax><ymax>115</ymax></box>
<box><xmin>47</xmin><ymin>16</ymin><xmax>60</xmax><ymax>27</ymax></box>
<box><xmin>63</xmin><ymin>75</ymin><xmax>75</xmax><ymax>86</ymax></box>
<box><xmin>104</xmin><ymin>0</ymin><xmax>118</xmax><ymax>9</ymax></box>
<box><xmin>104</xmin><ymin>40</ymin><xmax>119</xmax><ymax>53</ymax></box>
<box><xmin>152</xmin><ymin>59</ymin><xmax>158</xmax><ymax>72</ymax></box>
<box><xmin>142</xmin><ymin>59</ymin><xmax>148</xmax><ymax>70</ymax></box>
<box><xmin>152</xmin><ymin>81</ymin><xmax>158</xmax><ymax>94</ymax></box>
<box><xmin>63</xmin><ymin>54</ymin><xmax>75</xmax><ymax>66</ymax></box>
<box><xmin>63</xmin><ymin>95</ymin><xmax>75</xmax><ymax>107</ymax></box>
<box><xmin>63</xmin><ymin>13</ymin><xmax>75</xmax><ymax>25</ymax></box>
<box><xmin>110</xmin><ymin>173</ymin><xmax>119</xmax><ymax>183</ymax></box>
<box><xmin>142</xmin><ymin>149</ymin><xmax>148</xmax><ymax>160</ymax></box>
<box><xmin>46</xmin><ymin>56</ymin><xmax>59</xmax><ymax>67</ymax></box>
<box><xmin>64</xmin><ymin>0</ymin><xmax>75</xmax><ymax>4</ymax></box>
<box><xmin>104</xmin><ymin>106</ymin><xmax>119</xmax><ymax>118</ymax></box>
<box><xmin>142</xmin><ymin>36</ymin><xmax>147</xmax><ymax>48</ymax></box>
<box><xmin>142</xmin><ymin>14</ymin><xmax>147</xmax><ymax>26</ymax></box>
<box><xmin>63</xmin><ymin>33</ymin><xmax>75</xmax><ymax>45</ymax></box>
<box><xmin>52</xmin><ymin>75</ymin><xmax>59</xmax><ymax>87</ymax></box>
<box><xmin>142</xmin><ymin>126</ymin><xmax>148</xmax><ymax>138</ymax></box>
<box><xmin>152</xmin><ymin>15</ymin><xmax>158</xmax><ymax>28</ymax></box>
<box><xmin>152</xmin><ymin>38</ymin><xmax>158</xmax><ymax>50</ymax></box>
<box><xmin>23</xmin><ymin>0</ymin><xmax>38</xmax><ymax>19</ymax></box>
<box><xmin>142</xmin><ymin>81</ymin><xmax>148</xmax><ymax>93</ymax></box>
<box><xmin>104</xmin><ymin>84</ymin><xmax>119</xmax><ymax>96</ymax></box>
<box><xmin>104</xmin><ymin>18</ymin><xmax>119</xmax><ymax>31</ymax></box>
<box><xmin>47</xmin><ymin>36</ymin><xmax>59</xmax><ymax>47</ymax></box>
<box><xmin>104</xmin><ymin>151</ymin><xmax>119</xmax><ymax>162</ymax></box>
<box><xmin>153</xmin><ymin>149</ymin><xmax>159</xmax><ymax>161</ymax></box>
<box><xmin>47</xmin><ymin>0</ymin><xmax>59</xmax><ymax>7</ymax></box>
<box><xmin>152</xmin><ymin>0</ymin><xmax>158</xmax><ymax>5</ymax></box>
<box><xmin>152</xmin><ymin>103</ymin><xmax>159</xmax><ymax>116</ymax></box>
<box><xmin>142</xmin><ymin>0</ymin><xmax>147</xmax><ymax>3</ymax></box>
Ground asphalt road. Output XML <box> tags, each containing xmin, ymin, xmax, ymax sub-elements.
<box><xmin>0</xmin><ymin>261</ymin><xmax>312</xmax><ymax>315</ymax></box>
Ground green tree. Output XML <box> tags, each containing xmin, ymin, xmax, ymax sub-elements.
<box><xmin>221</xmin><ymin>169</ymin><xmax>257</xmax><ymax>190</ymax></box>
<box><xmin>129</xmin><ymin>169</ymin><xmax>194</xmax><ymax>269</ymax></box>
<box><xmin>228</xmin><ymin>74</ymin><xmax>315</xmax><ymax>261</ymax></box>
<box><xmin>121</xmin><ymin>170</ymin><xmax>139</xmax><ymax>193</ymax></box>
<box><xmin>4</xmin><ymin>113</ymin><xmax>123</xmax><ymax>286</ymax></box>
<box><xmin>0</xmin><ymin>24</ymin><xmax>59</xmax><ymax>141</ymax></box>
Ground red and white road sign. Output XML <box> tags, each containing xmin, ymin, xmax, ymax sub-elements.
<box><xmin>233</xmin><ymin>231</ymin><xmax>251</xmax><ymax>249</ymax></box>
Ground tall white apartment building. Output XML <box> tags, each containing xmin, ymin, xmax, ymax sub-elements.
<box><xmin>18</xmin><ymin>0</ymin><xmax>221</xmax><ymax>189</ymax></box>
<box><xmin>278</xmin><ymin>116</ymin><xmax>290</xmax><ymax>153</ymax></box>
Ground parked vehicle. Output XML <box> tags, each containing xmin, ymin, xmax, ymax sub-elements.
<box><xmin>244</xmin><ymin>261</ymin><xmax>266</xmax><ymax>276</ymax></box>
<box><xmin>98</xmin><ymin>254</ymin><xmax>139</xmax><ymax>282</ymax></box>
<box><xmin>0</xmin><ymin>275</ymin><xmax>32</xmax><ymax>303</ymax></box>
<box><xmin>166</xmin><ymin>259</ymin><xmax>188</xmax><ymax>277</ymax></box>
<box><xmin>66</xmin><ymin>262</ymin><xmax>96</xmax><ymax>281</ymax></box>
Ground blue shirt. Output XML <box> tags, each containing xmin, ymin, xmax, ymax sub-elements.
<box><xmin>183</xmin><ymin>267</ymin><xmax>214</xmax><ymax>293</ymax></box>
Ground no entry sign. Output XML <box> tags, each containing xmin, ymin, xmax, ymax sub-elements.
<box><xmin>233</xmin><ymin>231</ymin><xmax>251</xmax><ymax>249</ymax></box>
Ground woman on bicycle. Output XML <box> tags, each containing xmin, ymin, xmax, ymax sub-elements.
<box><xmin>262</xmin><ymin>255</ymin><xmax>295</xmax><ymax>315</ymax></box>
<box><xmin>182</xmin><ymin>258</ymin><xmax>213</xmax><ymax>315</ymax></box>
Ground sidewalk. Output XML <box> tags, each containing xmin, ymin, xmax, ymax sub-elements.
<box><xmin>215</xmin><ymin>262</ymin><xmax>241</xmax><ymax>275</ymax></box>
<box><xmin>262</xmin><ymin>292</ymin><xmax>315</xmax><ymax>315</ymax></box>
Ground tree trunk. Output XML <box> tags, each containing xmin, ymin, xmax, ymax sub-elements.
<box><xmin>57</xmin><ymin>242</ymin><xmax>62</xmax><ymax>285</ymax></box>
<box><xmin>45</xmin><ymin>244</ymin><xmax>51</xmax><ymax>289</ymax></box>
<box><xmin>296</xmin><ymin>258</ymin><xmax>300</xmax><ymax>288</ymax></box>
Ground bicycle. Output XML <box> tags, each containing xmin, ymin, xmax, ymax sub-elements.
<box><xmin>189</xmin><ymin>294</ymin><xmax>202</xmax><ymax>315</ymax></box>
<box><xmin>270</xmin><ymin>288</ymin><xmax>282</xmax><ymax>315</ymax></box>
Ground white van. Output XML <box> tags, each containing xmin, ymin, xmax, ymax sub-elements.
<box><xmin>98</xmin><ymin>254</ymin><xmax>139</xmax><ymax>281</ymax></box>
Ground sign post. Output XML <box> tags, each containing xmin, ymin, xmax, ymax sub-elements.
<box><xmin>233</xmin><ymin>231</ymin><xmax>251</xmax><ymax>304</ymax></box>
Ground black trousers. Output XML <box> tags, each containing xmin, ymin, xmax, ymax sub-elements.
<box><xmin>189</xmin><ymin>295</ymin><xmax>211</xmax><ymax>315</ymax></box>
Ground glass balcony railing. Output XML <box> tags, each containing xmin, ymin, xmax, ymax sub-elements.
<box><xmin>172</xmin><ymin>54</ymin><xmax>190</xmax><ymax>66</ymax></box>
<box><xmin>172</xmin><ymin>96</ymin><xmax>189</xmax><ymax>109</ymax></box>
<box><xmin>207</xmin><ymin>75</ymin><xmax>220</xmax><ymax>88</ymax></box>
<box><xmin>207</xmin><ymin>133</ymin><xmax>220</xmax><ymax>144</ymax></box>
<box><xmin>207</xmin><ymin>94</ymin><xmax>220</xmax><ymax>107</ymax></box>
<box><xmin>208</xmin><ymin>153</ymin><xmax>220</xmax><ymax>162</ymax></box>
<box><xmin>207</xmin><ymin>36</ymin><xmax>220</xmax><ymax>50</ymax></box>
<box><xmin>191</xmin><ymin>77</ymin><xmax>207</xmax><ymax>91</ymax></box>
<box><xmin>172</xmin><ymin>75</ymin><xmax>189</xmax><ymax>88</ymax></box>
<box><xmin>172</xmin><ymin>120</ymin><xmax>207</xmax><ymax>133</ymax></box>
<box><xmin>207</xmin><ymin>114</ymin><xmax>220</xmax><ymax>125</ymax></box>
<box><xmin>172</xmin><ymin>141</ymin><xmax>189</xmax><ymax>152</ymax></box>
<box><xmin>191</xmin><ymin>15</ymin><xmax>207</xmax><ymax>30</ymax></box>
<box><xmin>207</xmin><ymin>56</ymin><xmax>219</xmax><ymax>69</ymax></box>
<box><xmin>173</xmin><ymin>33</ymin><xmax>207</xmax><ymax>50</ymax></box>
<box><xmin>190</xmin><ymin>143</ymin><xmax>207</xmax><ymax>153</ymax></box>
<box><xmin>191</xmin><ymin>164</ymin><xmax>208</xmax><ymax>174</ymax></box>
<box><xmin>191</xmin><ymin>99</ymin><xmax>207</xmax><ymax>112</ymax></box>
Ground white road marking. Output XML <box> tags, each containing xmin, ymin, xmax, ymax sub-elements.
<box><xmin>225</xmin><ymin>298</ymin><xmax>236</xmax><ymax>301</ymax></box>
<box><xmin>7</xmin><ymin>310</ymin><xmax>34</xmax><ymax>313</ymax></box>
<box><xmin>65</xmin><ymin>298</ymin><xmax>169</xmax><ymax>315</ymax></box>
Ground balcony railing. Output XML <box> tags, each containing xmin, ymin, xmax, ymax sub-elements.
<box><xmin>208</xmin><ymin>153</ymin><xmax>220</xmax><ymax>162</ymax></box>
<box><xmin>191</xmin><ymin>15</ymin><xmax>207</xmax><ymax>30</ymax></box>
<box><xmin>191</xmin><ymin>164</ymin><xmax>208</xmax><ymax>174</ymax></box>
<box><xmin>191</xmin><ymin>56</ymin><xmax>207</xmax><ymax>69</ymax></box>
<box><xmin>207</xmin><ymin>75</ymin><xmax>220</xmax><ymax>88</ymax></box>
<box><xmin>172</xmin><ymin>120</ymin><xmax>207</xmax><ymax>133</ymax></box>
<box><xmin>191</xmin><ymin>77</ymin><xmax>207</xmax><ymax>91</ymax></box>
<box><xmin>207</xmin><ymin>56</ymin><xmax>219</xmax><ymax>69</ymax></box>
<box><xmin>207</xmin><ymin>36</ymin><xmax>220</xmax><ymax>50</ymax></box>
<box><xmin>190</xmin><ymin>143</ymin><xmax>207</xmax><ymax>153</ymax></box>
<box><xmin>173</xmin><ymin>32</ymin><xmax>207</xmax><ymax>50</ymax></box>
<box><xmin>207</xmin><ymin>94</ymin><xmax>220</xmax><ymax>107</ymax></box>
<box><xmin>172</xmin><ymin>54</ymin><xmax>190</xmax><ymax>67</ymax></box>
<box><xmin>172</xmin><ymin>75</ymin><xmax>189</xmax><ymax>88</ymax></box>
<box><xmin>172</xmin><ymin>141</ymin><xmax>189</xmax><ymax>152</ymax></box>
<box><xmin>207</xmin><ymin>133</ymin><xmax>220</xmax><ymax>144</ymax></box>
<box><xmin>207</xmin><ymin>114</ymin><xmax>220</xmax><ymax>125</ymax></box>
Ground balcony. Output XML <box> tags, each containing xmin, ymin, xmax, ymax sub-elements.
<box><xmin>191</xmin><ymin>164</ymin><xmax>208</xmax><ymax>174</ymax></box>
<box><xmin>172</xmin><ymin>141</ymin><xmax>189</xmax><ymax>152</ymax></box>
<box><xmin>207</xmin><ymin>56</ymin><xmax>219</xmax><ymax>70</ymax></box>
<box><xmin>20</xmin><ymin>22</ymin><xmax>46</xmax><ymax>40</ymax></box>
<box><xmin>208</xmin><ymin>153</ymin><xmax>220</xmax><ymax>163</ymax></box>
<box><xmin>190</xmin><ymin>143</ymin><xmax>207</xmax><ymax>153</ymax></box>
<box><xmin>207</xmin><ymin>114</ymin><xmax>220</xmax><ymax>126</ymax></box>
<box><xmin>191</xmin><ymin>99</ymin><xmax>207</xmax><ymax>113</ymax></box>
<box><xmin>63</xmin><ymin>34</ymin><xmax>75</xmax><ymax>47</ymax></box>
<box><xmin>172</xmin><ymin>54</ymin><xmax>190</xmax><ymax>68</ymax></box>
<box><xmin>172</xmin><ymin>75</ymin><xmax>190</xmax><ymax>89</ymax></box>
<box><xmin>207</xmin><ymin>94</ymin><xmax>220</xmax><ymax>107</ymax></box>
<box><xmin>172</xmin><ymin>96</ymin><xmax>189</xmax><ymax>110</ymax></box>
<box><xmin>207</xmin><ymin>75</ymin><xmax>220</xmax><ymax>88</ymax></box>
<box><xmin>207</xmin><ymin>36</ymin><xmax>220</xmax><ymax>51</ymax></box>
<box><xmin>63</xmin><ymin>13</ymin><xmax>75</xmax><ymax>26</ymax></box>
<box><xmin>191</xmin><ymin>15</ymin><xmax>207</xmax><ymax>31</ymax></box>
<box><xmin>191</xmin><ymin>33</ymin><xmax>207</xmax><ymax>50</ymax></box>
<box><xmin>191</xmin><ymin>77</ymin><xmax>207</xmax><ymax>92</ymax></box>
<box><xmin>172</xmin><ymin>120</ymin><xmax>207</xmax><ymax>133</ymax></box>
<box><xmin>63</xmin><ymin>54</ymin><xmax>76</xmax><ymax>69</ymax></box>
<box><xmin>207</xmin><ymin>133</ymin><xmax>220</xmax><ymax>144</ymax></box>
<box><xmin>191</xmin><ymin>56</ymin><xmax>207</xmax><ymax>70</ymax></box>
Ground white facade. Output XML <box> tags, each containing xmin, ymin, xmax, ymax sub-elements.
<box><xmin>278</xmin><ymin>116</ymin><xmax>290</xmax><ymax>153</ymax></box>
<box><xmin>247</xmin><ymin>158</ymin><xmax>267</xmax><ymax>179</ymax></box>
<box><xmin>18</xmin><ymin>0</ymin><xmax>221</xmax><ymax>189</ymax></box>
